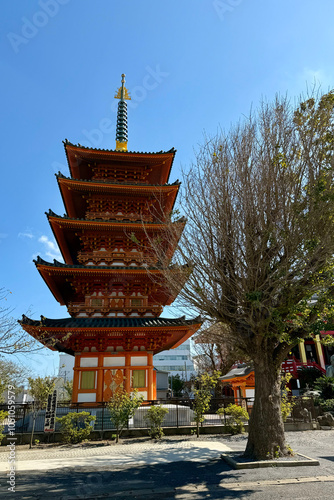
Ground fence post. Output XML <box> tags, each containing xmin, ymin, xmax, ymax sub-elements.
<box><xmin>224</xmin><ymin>399</ymin><xmax>227</xmax><ymax>427</ymax></box>
<box><xmin>22</xmin><ymin>405</ymin><xmax>26</xmax><ymax>439</ymax></box>
<box><xmin>176</xmin><ymin>400</ymin><xmax>179</xmax><ymax>428</ymax></box>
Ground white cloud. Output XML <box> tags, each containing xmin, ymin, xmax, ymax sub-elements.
<box><xmin>38</xmin><ymin>235</ymin><xmax>63</xmax><ymax>262</ymax></box>
<box><xmin>18</xmin><ymin>231</ymin><xmax>34</xmax><ymax>239</ymax></box>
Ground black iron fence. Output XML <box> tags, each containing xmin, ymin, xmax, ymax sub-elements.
<box><xmin>0</xmin><ymin>396</ymin><xmax>320</xmax><ymax>434</ymax></box>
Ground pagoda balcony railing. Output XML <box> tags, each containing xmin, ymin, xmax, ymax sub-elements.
<box><xmin>85</xmin><ymin>212</ymin><xmax>154</xmax><ymax>222</ymax></box>
<box><xmin>67</xmin><ymin>303</ymin><xmax>163</xmax><ymax>318</ymax></box>
<box><xmin>77</xmin><ymin>251</ymin><xmax>153</xmax><ymax>266</ymax></box>
<box><xmin>281</xmin><ymin>359</ymin><xmax>326</xmax><ymax>378</ymax></box>
<box><xmin>91</xmin><ymin>174</ymin><xmax>151</xmax><ymax>184</ymax></box>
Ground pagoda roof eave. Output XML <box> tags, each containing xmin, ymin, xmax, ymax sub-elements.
<box><xmin>19</xmin><ymin>314</ymin><xmax>202</xmax><ymax>355</ymax></box>
<box><xmin>20</xmin><ymin>314</ymin><xmax>201</xmax><ymax>329</ymax></box>
<box><xmin>33</xmin><ymin>256</ymin><xmax>182</xmax><ymax>306</ymax></box>
<box><xmin>34</xmin><ymin>256</ymin><xmax>163</xmax><ymax>271</ymax></box>
<box><xmin>47</xmin><ymin>211</ymin><xmax>185</xmax><ymax>268</ymax></box>
<box><xmin>56</xmin><ymin>176</ymin><xmax>180</xmax><ymax>219</ymax></box>
<box><xmin>47</xmin><ymin>209</ymin><xmax>186</xmax><ymax>229</ymax></box>
<box><xmin>63</xmin><ymin>139</ymin><xmax>176</xmax><ymax>158</ymax></box>
<box><xmin>63</xmin><ymin>140</ymin><xmax>176</xmax><ymax>184</ymax></box>
<box><xmin>56</xmin><ymin>173</ymin><xmax>180</xmax><ymax>190</ymax></box>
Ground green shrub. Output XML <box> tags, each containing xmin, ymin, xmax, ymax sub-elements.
<box><xmin>107</xmin><ymin>389</ymin><xmax>144</xmax><ymax>443</ymax></box>
<box><xmin>0</xmin><ymin>410</ymin><xmax>8</xmax><ymax>444</ymax></box>
<box><xmin>281</xmin><ymin>373</ymin><xmax>296</xmax><ymax>422</ymax></box>
<box><xmin>316</xmin><ymin>398</ymin><xmax>334</xmax><ymax>413</ymax></box>
<box><xmin>217</xmin><ymin>404</ymin><xmax>249</xmax><ymax>434</ymax></box>
<box><xmin>193</xmin><ymin>372</ymin><xmax>220</xmax><ymax>437</ymax></box>
<box><xmin>314</xmin><ymin>376</ymin><xmax>334</xmax><ymax>400</ymax></box>
<box><xmin>144</xmin><ymin>405</ymin><xmax>169</xmax><ymax>439</ymax></box>
<box><xmin>56</xmin><ymin>411</ymin><xmax>96</xmax><ymax>444</ymax></box>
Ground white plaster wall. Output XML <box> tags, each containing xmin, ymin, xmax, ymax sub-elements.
<box><xmin>131</xmin><ymin>356</ymin><xmax>147</xmax><ymax>366</ymax></box>
<box><xmin>80</xmin><ymin>357</ymin><xmax>98</xmax><ymax>367</ymax></box>
<box><xmin>103</xmin><ymin>356</ymin><xmax>125</xmax><ymax>366</ymax></box>
<box><xmin>77</xmin><ymin>393</ymin><xmax>96</xmax><ymax>402</ymax></box>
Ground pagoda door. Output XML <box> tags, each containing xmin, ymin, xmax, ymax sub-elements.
<box><xmin>103</xmin><ymin>368</ymin><xmax>124</xmax><ymax>401</ymax></box>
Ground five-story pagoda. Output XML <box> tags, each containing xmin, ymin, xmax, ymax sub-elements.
<box><xmin>20</xmin><ymin>75</ymin><xmax>201</xmax><ymax>403</ymax></box>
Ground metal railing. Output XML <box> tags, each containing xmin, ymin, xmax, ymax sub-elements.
<box><xmin>0</xmin><ymin>396</ymin><xmax>319</xmax><ymax>434</ymax></box>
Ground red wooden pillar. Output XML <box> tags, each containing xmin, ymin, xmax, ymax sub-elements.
<box><xmin>125</xmin><ymin>352</ymin><xmax>131</xmax><ymax>393</ymax></box>
<box><xmin>96</xmin><ymin>353</ymin><xmax>104</xmax><ymax>402</ymax></box>
<box><xmin>72</xmin><ymin>355</ymin><xmax>80</xmax><ymax>403</ymax></box>
<box><xmin>147</xmin><ymin>352</ymin><xmax>154</xmax><ymax>400</ymax></box>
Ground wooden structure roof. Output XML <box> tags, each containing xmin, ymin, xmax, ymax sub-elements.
<box><xmin>20</xmin><ymin>314</ymin><xmax>201</xmax><ymax>355</ymax></box>
<box><xmin>46</xmin><ymin>210</ymin><xmax>185</xmax><ymax>265</ymax></box>
<box><xmin>63</xmin><ymin>140</ymin><xmax>176</xmax><ymax>185</ymax></box>
<box><xmin>56</xmin><ymin>173</ymin><xmax>180</xmax><ymax>220</ymax></box>
<box><xmin>33</xmin><ymin>256</ymin><xmax>178</xmax><ymax>306</ymax></box>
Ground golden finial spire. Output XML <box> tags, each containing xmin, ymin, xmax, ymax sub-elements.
<box><xmin>114</xmin><ymin>74</ymin><xmax>131</xmax><ymax>151</ymax></box>
<box><xmin>114</xmin><ymin>74</ymin><xmax>131</xmax><ymax>101</ymax></box>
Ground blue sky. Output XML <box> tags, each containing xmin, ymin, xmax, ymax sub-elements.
<box><xmin>1</xmin><ymin>0</ymin><xmax>334</xmax><ymax>376</ymax></box>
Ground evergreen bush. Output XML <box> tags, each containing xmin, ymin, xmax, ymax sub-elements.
<box><xmin>144</xmin><ymin>405</ymin><xmax>169</xmax><ymax>439</ymax></box>
<box><xmin>0</xmin><ymin>410</ymin><xmax>8</xmax><ymax>444</ymax></box>
<box><xmin>56</xmin><ymin>411</ymin><xmax>96</xmax><ymax>444</ymax></box>
<box><xmin>107</xmin><ymin>389</ymin><xmax>143</xmax><ymax>443</ymax></box>
<box><xmin>217</xmin><ymin>403</ymin><xmax>249</xmax><ymax>434</ymax></box>
<box><xmin>314</xmin><ymin>376</ymin><xmax>334</xmax><ymax>400</ymax></box>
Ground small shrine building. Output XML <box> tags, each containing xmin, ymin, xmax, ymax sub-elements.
<box><xmin>20</xmin><ymin>75</ymin><xmax>201</xmax><ymax>403</ymax></box>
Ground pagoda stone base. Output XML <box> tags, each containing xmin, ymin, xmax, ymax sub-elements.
<box><xmin>72</xmin><ymin>352</ymin><xmax>156</xmax><ymax>403</ymax></box>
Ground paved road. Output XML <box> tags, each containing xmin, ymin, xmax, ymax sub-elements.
<box><xmin>0</xmin><ymin>431</ymin><xmax>333</xmax><ymax>499</ymax></box>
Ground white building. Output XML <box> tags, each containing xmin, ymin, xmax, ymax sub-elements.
<box><xmin>58</xmin><ymin>353</ymin><xmax>74</xmax><ymax>381</ymax></box>
<box><xmin>153</xmin><ymin>340</ymin><xmax>196</xmax><ymax>381</ymax></box>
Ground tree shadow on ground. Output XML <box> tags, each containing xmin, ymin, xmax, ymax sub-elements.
<box><xmin>5</xmin><ymin>459</ymin><xmax>252</xmax><ymax>499</ymax></box>
<box><xmin>319</xmin><ymin>456</ymin><xmax>334</xmax><ymax>462</ymax></box>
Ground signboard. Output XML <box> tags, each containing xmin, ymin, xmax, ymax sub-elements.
<box><xmin>44</xmin><ymin>389</ymin><xmax>57</xmax><ymax>432</ymax></box>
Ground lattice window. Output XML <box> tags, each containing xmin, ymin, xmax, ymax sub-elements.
<box><xmin>132</xmin><ymin>370</ymin><xmax>145</xmax><ymax>388</ymax></box>
<box><xmin>81</xmin><ymin>371</ymin><xmax>95</xmax><ymax>389</ymax></box>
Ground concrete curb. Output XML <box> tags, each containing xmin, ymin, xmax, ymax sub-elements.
<box><xmin>221</xmin><ymin>451</ymin><xmax>320</xmax><ymax>469</ymax></box>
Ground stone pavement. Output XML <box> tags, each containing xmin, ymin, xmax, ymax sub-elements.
<box><xmin>0</xmin><ymin>438</ymin><xmax>232</xmax><ymax>471</ymax></box>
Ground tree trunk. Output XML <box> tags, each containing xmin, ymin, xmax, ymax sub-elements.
<box><xmin>244</xmin><ymin>358</ymin><xmax>287</xmax><ymax>460</ymax></box>
<box><xmin>196</xmin><ymin>421</ymin><xmax>200</xmax><ymax>438</ymax></box>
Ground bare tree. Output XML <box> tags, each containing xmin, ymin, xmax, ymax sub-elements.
<box><xmin>148</xmin><ymin>91</ymin><xmax>334</xmax><ymax>459</ymax></box>
<box><xmin>193</xmin><ymin>323</ymin><xmax>244</xmax><ymax>376</ymax></box>
<box><xmin>0</xmin><ymin>288</ymin><xmax>40</xmax><ymax>355</ymax></box>
<box><xmin>0</xmin><ymin>359</ymin><xmax>31</xmax><ymax>402</ymax></box>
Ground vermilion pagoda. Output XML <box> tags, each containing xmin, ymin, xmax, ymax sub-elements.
<box><xmin>20</xmin><ymin>75</ymin><xmax>201</xmax><ymax>402</ymax></box>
